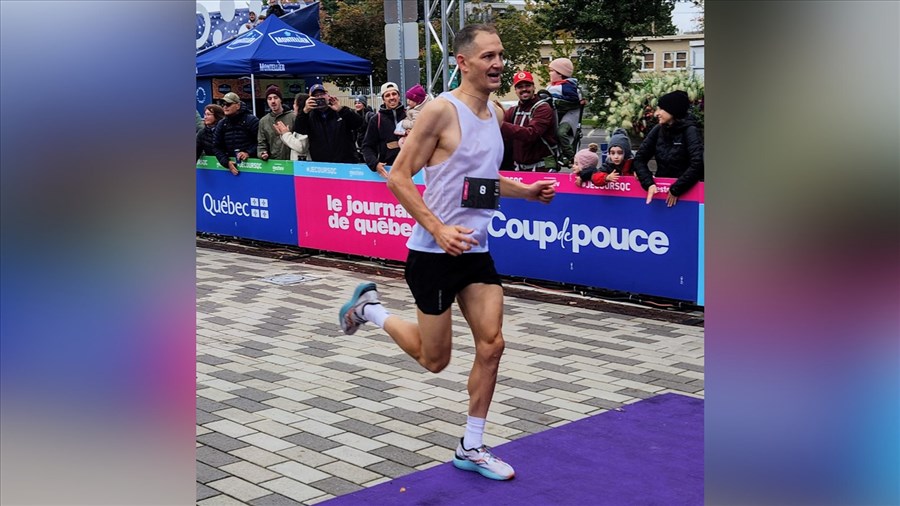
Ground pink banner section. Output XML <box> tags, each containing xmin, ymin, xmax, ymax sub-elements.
<box><xmin>295</xmin><ymin>177</ymin><xmax>422</xmax><ymax>261</ymax></box>
<box><xmin>500</xmin><ymin>172</ymin><xmax>705</xmax><ymax>203</ymax></box>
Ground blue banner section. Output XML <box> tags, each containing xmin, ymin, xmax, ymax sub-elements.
<box><xmin>197</xmin><ymin>170</ymin><xmax>297</xmax><ymax>245</ymax></box>
<box><xmin>294</xmin><ymin>162</ymin><xmax>425</xmax><ymax>184</ymax></box>
<box><xmin>196</xmin><ymin>78</ymin><xmax>212</xmax><ymax>116</ymax></box>
<box><xmin>489</xmin><ymin>193</ymin><xmax>700</xmax><ymax>301</ymax></box>
<box><xmin>196</xmin><ymin>4</ymin><xmax>320</xmax><ymax>53</ymax></box>
<box><xmin>696</xmin><ymin>203</ymin><xmax>705</xmax><ymax>305</ymax></box>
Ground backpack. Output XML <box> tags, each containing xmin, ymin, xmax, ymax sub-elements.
<box><xmin>512</xmin><ymin>97</ymin><xmax>562</xmax><ymax>172</ymax></box>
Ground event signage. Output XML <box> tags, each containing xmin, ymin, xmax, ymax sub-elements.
<box><xmin>293</xmin><ymin>162</ymin><xmax>423</xmax><ymax>261</ymax></box>
<box><xmin>196</xmin><ymin>157</ymin><xmax>297</xmax><ymax>244</ymax></box>
<box><xmin>268</xmin><ymin>29</ymin><xmax>315</xmax><ymax>49</ymax></box>
<box><xmin>491</xmin><ymin>172</ymin><xmax>702</xmax><ymax>301</ymax></box>
<box><xmin>227</xmin><ymin>29</ymin><xmax>262</xmax><ymax>49</ymax></box>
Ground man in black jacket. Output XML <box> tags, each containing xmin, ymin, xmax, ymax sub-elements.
<box><xmin>213</xmin><ymin>92</ymin><xmax>260</xmax><ymax>176</ymax></box>
<box><xmin>294</xmin><ymin>84</ymin><xmax>363</xmax><ymax>164</ymax></box>
<box><xmin>361</xmin><ymin>82</ymin><xmax>406</xmax><ymax>178</ymax></box>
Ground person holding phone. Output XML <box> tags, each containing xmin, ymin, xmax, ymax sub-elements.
<box><xmin>293</xmin><ymin>83</ymin><xmax>363</xmax><ymax>163</ymax></box>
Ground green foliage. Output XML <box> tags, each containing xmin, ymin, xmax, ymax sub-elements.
<box><xmin>598</xmin><ymin>71</ymin><xmax>704</xmax><ymax>139</ymax></box>
<box><xmin>491</xmin><ymin>3</ymin><xmax>550</xmax><ymax>95</ymax></box>
<box><xmin>321</xmin><ymin>0</ymin><xmax>388</xmax><ymax>88</ymax></box>
<box><xmin>534</xmin><ymin>0</ymin><xmax>677</xmax><ymax>114</ymax></box>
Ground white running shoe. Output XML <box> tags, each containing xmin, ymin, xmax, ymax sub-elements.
<box><xmin>338</xmin><ymin>282</ymin><xmax>380</xmax><ymax>335</ymax></box>
<box><xmin>452</xmin><ymin>437</ymin><xmax>515</xmax><ymax>481</ymax></box>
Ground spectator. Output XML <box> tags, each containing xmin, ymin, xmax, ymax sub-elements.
<box><xmin>294</xmin><ymin>83</ymin><xmax>363</xmax><ymax>163</ymax></box>
<box><xmin>196</xmin><ymin>104</ymin><xmax>225</xmax><ymax>160</ymax></box>
<box><xmin>547</xmin><ymin>58</ymin><xmax>584</xmax><ymax>166</ymax></box>
<box><xmin>633</xmin><ymin>90</ymin><xmax>704</xmax><ymax>207</ymax></box>
<box><xmin>397</xmin><ymin>83</ymin><xmax>432</xmax><ymax>148</ymax></box>
<box><xmin>257</xmin><ymin>85</ymin><xmax>295</xmax><ymax>161</ymax></box>
<box><xmin>266</xmin><ymin>0</ymin><xmax>285</xmax><ymax>18</ymax></box>
<box><xmin>352</xmin><ymin>95</ymin><xmax>375</xmax><ymax>160</ymax></box>
<box><xmin>195</xmin><ymin>110</ymin><xmax>204</xmax><ymax>133</ymax></box>
<box><xmin>500</xmin><ymin>70</ymin><xmax>559</xmax><ymax>172</ymax></box>
<box><xmin>575</xmin><ymin>129</ymin><xmax>634</xmax><ymax>187</ymax></box>
<box><xmin>213</xmin><ymin>92</ymin><xmax>259</xmax><ymax>175</ymax></box>
<box><xmin>245</xmin><ymin>11</ymin><xmax>258</xmax><ymax>29</ymax></box>
<box><xmin>361</xmin><ymin>82</ymin><xmax>406</xmax><ymax>178</ymax></box>
<box><xmin>274</xmin><ymin>93</ymin><xmax>310</xmax><ymax>160</ymax></box>
<box><xmin>570</xmin><ymin>146</ymin><xmax>600</xmax><ymax>188</ymax></box>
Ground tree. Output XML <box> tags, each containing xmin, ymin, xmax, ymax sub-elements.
<box><xmin>321</xmin><ymin>0</ymin><xmax>388</xmax><ymax>89</ymax></box>
<box><xmin>490</xmin><ymin>2</ymin><xmax>550</xmax><ymax>96</ymax></box>
<box><xmin>535</xmin><ymin>0</ymin><xmax>677</xmax><ymax>116</ymax></box>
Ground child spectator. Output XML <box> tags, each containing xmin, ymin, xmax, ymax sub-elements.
<box><xmin>546</xmin><ymin>58</ymin><xmax>584</xmax><ymax>166</ymax></box>
<box><xmin>397</xmin><ymin>83</ymin><xmax>431</xmax><ymax>148</ymax></box>
<box><xmin>570</xmin><ymin>145</ymin><xmax>600</xmax><ymax>188</ymax></box>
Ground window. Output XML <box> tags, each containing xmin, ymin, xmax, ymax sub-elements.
<box><xmin>663</xmin><ymin>51</ymin><xmax>688</xmax><ymax>70</ymax></box>
<box><xmin>641</xmin><ymin>53</ymin><xmax>655</xmax><ymax>71</ymax></box>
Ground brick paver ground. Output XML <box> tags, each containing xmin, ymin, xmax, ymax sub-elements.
<box><xmin>196</xmin><ymin>246</ymin><xmax>704</xmax><ymax>504</ymax></box>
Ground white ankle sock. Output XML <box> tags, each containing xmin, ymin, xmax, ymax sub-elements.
<box><xmin>362</xmin><ymin>303</ymin><xmax>389</xmax><ymax>328</ymax></box>
<box><xmin>463</xmin><ymin>416</ymin><xmax>486</xmax><ymax>449</ymax></box>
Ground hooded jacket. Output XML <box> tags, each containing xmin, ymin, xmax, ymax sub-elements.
<box><xmin>633</xmin><ymin>116</ymin><xmax>704</xmax><ymax>197</ymax></box>
<box><xmin>361</xmin><ymin>105</ymin><xmax>406</xmax><ymax>170</ymax></box>
<box><xmin>212</xmin><ymin>104</ymin><xmax>260</xmax><ymax>169</ymax></box>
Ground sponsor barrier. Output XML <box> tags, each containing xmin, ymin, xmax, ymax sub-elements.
<box><xmin>196</xmin><ymin>158</ymin><xmax>704</xmax><ymax>304</ymax></box>
<box><xmin>196</xmin><ymin>156</ymin><xmax>297</xmax><ymax>245</ymax></box>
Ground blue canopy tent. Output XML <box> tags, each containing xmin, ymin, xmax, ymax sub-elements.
<box><xmin>196</xmin><ymin>15</ymin><xmax>373</xmax><ymax>115</ymax></box>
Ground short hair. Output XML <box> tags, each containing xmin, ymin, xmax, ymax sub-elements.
<box><xmin>204</xmin><ymin>104</ymin><xmax>225</xmax><ymax>122</ymax></box>
<box><xmin>294</xmin><ymin>93</ymin><xmax>309</xmax><ymax>107</ymax></box>
<box><xmin>453</xmin><ymin>24</ymin><xmax>498</xmax><ymax>57</ymax></box>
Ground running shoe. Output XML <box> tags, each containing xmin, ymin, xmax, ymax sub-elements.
<box><xmin>452</xmin><ymin>437</ymin><xmax>515</xmax><ymax>480</ymax></box>
<box><xmin>338</xmin><ymin>282</ymin><xmax>379</xmax><ymax>335</ymax></box>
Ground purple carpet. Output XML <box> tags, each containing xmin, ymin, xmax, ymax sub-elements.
<box><xmin>321</xmin><ymin>393</ymin><xmax>703</xmax><ymax>506</ymax></box>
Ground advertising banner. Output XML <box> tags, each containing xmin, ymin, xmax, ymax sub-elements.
<box><xmin>196</xmin><ymin>157</ymin><xmax>297</xmax><ymax>244</ymax></box>
<box><xmin>491</xmin><ymin>172</ymin><xmax>704</xmax><ymax>302</ymax></box>
<box><xmin>294</xmin><ymin>162</ymin><xmax>424</xmax><ymax>261</ymax></box>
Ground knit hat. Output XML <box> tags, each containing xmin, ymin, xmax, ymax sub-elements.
<box><xmin>380</xmin><ymin>81</ymin><xmax>399</xmax><ymax>97</ymax></box>
<box><xmin>221</xmin><ymin>92</ymin><xmax>241</xmax><ymax>104</ymax></box>
<box><xmin>574</xmin><ymin>148</ymin><xmax>599</xmax><ymax>170</ymax></box>
<box><xmin>548</xmin><ymin>58</ymin><xmax>574</xmax><ymax>78</ymax></box>
<box><xmin>265</xmin><ymin>85</ymin><xmax>282</xmax><ymax>100</ymax></box>
<box><xmin>354</xmin><ymin>95</ymin><xmax>368</xmax><ymax>106</ymax></box>
<box><xmin>406</xmin><ymin>84</ymin><xmax>427</xmax><ymax>104</ymax></box>
<box><xmin>308</xmin><ymin>83</ymin><xmax>326</xmax><ymax>96</ymax></box>
<box><xmin>606</xmin><ymin>128</ymin><xmax>632</xmax><ymax>160</ymax></box>
<box><xmin>658</xmin><ymin>90</ymin><xmax>690</xmax><ymax>119</ymax></box>
<box><xmin>513</xmin><ymin>70</ymin><xmax>534</xmax><ymax>86</ymax></box>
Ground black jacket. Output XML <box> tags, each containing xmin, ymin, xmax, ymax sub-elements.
<box><xmin>196</xmin><ymin>124</ymin><xmax>217</xmax><ymax>160</ymax></box>
<box><xmin>212</xmin><ymin>105</ymin><xmax>260</xmax><ymax>169</ymax></box>
<box><xmin>294</xmin><ymin>106</ymin><xmax>363</xmax><ymax>163</ymax></box>
<box><xmin>361</xmin><ymin>106</ymin><xmax>406</xmax><ymax>171</ymax></box>
<box><xmin>633</xmin><ymin>116</ymin><xmax>704</xmax><ymax>197</ymax></box>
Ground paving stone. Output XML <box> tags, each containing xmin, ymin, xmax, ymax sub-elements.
<box><xmin>239</xmin><ymin>340</ymin><xmax>277</xmax><ymax>350</ymax></box>
<box><xmin>233</xmin><ymin>347</ymin><xmax>271</xmax><ymax>358</ymax></box>
<box><xmin>209</xmin><ymin>370</ymin><xmax>254</xmax><ymax>383</ymax></box>
<box><xmin>345</xmin><ymin>386</ymin><xmax>394</xmax><ymax>402</ymax></box>
<box><xmin>223</xmin><ymin>397</ymin><xmax>272</xmax><ymax>413</ymax></box>
<box><xmin>366</xmin><ymin>460</ymin><xmax>417</xmax><ymax>479</ymax></box>
<box><xmin>672</xmin><ymin>361</ymin><xmax>705</xmax><ymax>373</ymax></box>
<box><xmin>369</xmin><ymin>445</ymin><xmax>432</xmax><ymax>468</ymax></box>
<box><xmin>535</xmin><ymin>377</ymin><xmax>591</xmax><ymax>393</ymax></box>
<box><xmin>198</xmin><ymin>354</ymin><xmax>230</xmax><ymax>366</ymax></box>
<box><xmin>417</xmin><ymin>431</ymin><xmax>459</xmax><ymax>449</ymax></box>
<box><xmin>258</xmin><ymin>477</ymin><xmax>323</xmax><ymax>503</ymax></box>
<box><xmin>197</xmin><ymin>461</ymin><xmax>229</xmax><ymax>484</ymax></box>
<box><xmin>309</xmin><ymin>476</ymin><xmax>365</xmax><ymax>496</ymax></box>
<box><xmin>197</xmin><ymin>482</ymin><xmax>219</xmax><ymax>501</ymax></box>
<box><xmin>249</xmin><ymin>493</ymin><xmax>305</xmax><ymax>506</ymax></box>
<box><xmin>302</xmin><ymin>396</ymin><xmax>355</xmax><ymax>413</ymax></box>
<box><xmin>231</xmin><ymin>387</ymin><xmax>279</xmax><ymax>402</ymax></box>
<box><xmin>207</xmin><ymin>476</ymin><xmax>271</xmax><ymax>502</ymax></box>
<box><xmin>197</xmin><ymin>397</ymin><xmax>231</xmax><ymax>413</ymax></box>
<box><xmin>419</xmin><ymin>407</ymin><xmax>466</xmax><ymax>425</ymax></box>
<box><xmin>333</xmin><ymin>419</ymin><xmax>391</xmax><ymax>438</ymax></box>
<box><xmin>283</xmin><ymin>432</ymin><xmax>341</xmax><ymax>452</ymax></box>
<box><xmin>246</xmin><ymin>370</ymin><xmax>291</xmax><ymax>382</ymax></box>
<box><xmin>196</xmin><ymin>410</ymin><xmax>223</xmax><ymax>425</ymax></box>
<box><xmin>378</xmin><ymin>407</ymin><xmax>433</xmax><ymax>426</ymax></box>
<box><xmin>197</xmin><ymin>433</ymin><xmax>251</xmax><ymax>453</ymax></box>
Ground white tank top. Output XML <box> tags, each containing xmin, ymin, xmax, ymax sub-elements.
<box><xmin>406</xmin><ymin>92</ymin><xmax>503</xmax><ymax>253</ymax></box>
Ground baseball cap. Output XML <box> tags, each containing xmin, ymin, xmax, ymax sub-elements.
<box><xmin>513</xmin><ymin>71</ymin><xmax>534</xmax><ymax>87</ymax></box>
<box><xmin>222</xmin><ymin>92</ymin><xmax>241</xmax><ymax>104</ymax></box>
<box><xmin>309</xmin><ymin>83</ymin><xmax>326</xmax><ymax>95</ymax></box>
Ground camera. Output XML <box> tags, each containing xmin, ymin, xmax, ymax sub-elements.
<box><xmin>314</xmin><ymin>97</ymin><xmax>327</xmax><ymax>108</ymax></box>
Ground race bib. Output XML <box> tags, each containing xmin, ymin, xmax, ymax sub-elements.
<box><xmin>460</xmin><ymin>177</ymin><xmax>500</xmax><ymax>209</ymax></box>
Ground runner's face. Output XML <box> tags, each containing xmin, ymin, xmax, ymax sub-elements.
<box><xmin>460</xmin><ymin>32</ymin><xmax>504</xmax><ymax>92</ymax></box>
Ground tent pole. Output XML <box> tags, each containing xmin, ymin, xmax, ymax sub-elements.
<box><xmin>250</xmin><ymin>74</ymin><xmax>257</xmax><ymax>116</ymax></box>
<box><xmin>369</xmin><ymin>74</ymin><xmax>374</xmax><ymax>104</ymax></box>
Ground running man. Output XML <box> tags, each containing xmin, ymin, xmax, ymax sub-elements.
<box><xmin>338</xmin><ymin>24</ymin><xmax>556</xmax><ymax>481</ymax></box>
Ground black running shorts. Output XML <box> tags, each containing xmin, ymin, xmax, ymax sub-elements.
<box><xmin>404</xmin><ymin>250</ymin><xmax>502</xmax><ymax>315</ymax></box>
